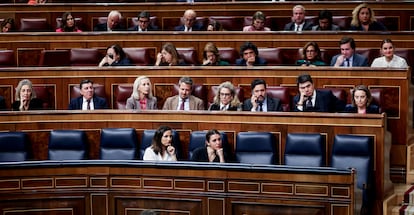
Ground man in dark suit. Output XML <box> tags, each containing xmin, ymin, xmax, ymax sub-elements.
<box><xmin>68</xmin><ymin>79</ymin><xmax>108</xmax><ymax>110</ymax></box>
<box><xmin>128</xmin><ymin>11</ymin><xmax>158</xmax><ymax>32</ymax></box>
<box><xmin>93</xmin><ymin>10</ymin><xmax>125</xmax><ymax>32</ymax></box>
<box><xmin>243</xmin><ymin>79</ymin><xmax>282</xmax><ymax>112</ymax></box>
<box><xmin>174</xmin><ymin>9</ymin><xmax>204</xmax><ymax>31</ymax></box>
<box><xmin>162</xmin><ymin>76</ymin><xmax>204</xmax><ymax>111</ymax></box>
<box><xmin>236</xmin><ymin>42</ymin><xmax>267</xmax><ymax>66</ymax></box>
<box><xmin>284</xmin><ymin>5</ymin><xmax>314</xmax><ymax>31</ymax></box>
<box><xmin>331</xmin><ymin>37</ymin><xmax>369</xmax><ymax>67</ymax></box>
<box><xmin>293</xmin><ymin>74</ymin><xmax>345</xmax><ymax>112</ymax></box>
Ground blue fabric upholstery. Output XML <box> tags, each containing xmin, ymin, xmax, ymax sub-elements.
<box><xmin>331</xmin><ymin>134</ymin><xmax>373</xmax><ymax>214</ymax></box>
<box><xmin>48</xmin><ymin>130</ymin><xmax>87</xmax><ymax>160</ymax></box>
<box><xmin>235</xmin><ymin>132</ymin><xmax>276</xmax><ymax>165</ymax></box>
<box><xmin>284</xmin><ymin>133</ymin><xmax>325</xmax><ymax>167</ymax></box>
<box><xmin>0</xmin><ymin>132</ymin><xmax>30</xmax><ymax>162</ymax></box>
<box><xmin>140</xmin><ymin>129</ymin><xmax>181</xmax><ymax>160</ymax></box>
<box><xmin>100</xmin><ymin>128</ymin><xmax>138</xmax><ymax>160</ymax></box>
<box><xmin>188</xmin><ymin>131</ymin><xmax>229</xmax><ymax>161</ymax></box>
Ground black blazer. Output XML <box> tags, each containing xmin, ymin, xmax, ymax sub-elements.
<box><xmin>12</xmin><ymin>98</ymin><xmax>43</xmax><ymax>111</ymax></box>
<box><xmin>292</xmin><ymin>90</ymin><xmax>345</xmax><ymax>112</ymax></box>
<box><xmin>343</xmin><ymin>104</ymin><xmax>380</xmax><ymax>114</ymax></box>
<box><xmin>93</xmin><ymin>23</ymin><xmax>125</xmax><ymax>31</ymax></box>
<box><xmin>68</xmin><ymin>96</ymin><xmax>108</xmax><ymax>110</ymax></box>
<box><xmin>284</xmin><ymin>20</ymin><xmax>314</xmax><ymax>31</ymax></box>
<box><xmin>242</xmin><ymin>96</ymin><xmax>282</xmax><ymax>112</ymax></box>
<box><xmin>127</xmin><ymin>25</ymin><xmax>158</xmax><ymax>31</ymax></box>
<box><xmin>235</xmin><ymin>57</ymin><xmax>267</xmax><ymax>66</ymax></box>
<box><xmin>174</xmin><ymin>23</ymin><xmax>204</xmax><ymax>31</ymax></box>
<box><xmin>208</xmin><ymin>103</ymin><xmax>239</xmax><ymax>111</ymax></box>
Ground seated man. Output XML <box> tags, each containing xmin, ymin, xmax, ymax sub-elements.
<box><xmin>331</xmin><ymin>37</ymin><xmax>369</xmax><ymax>67</ymax></box>
<box><xmin>174</xmin><ymin>9</ymin><xmax>204</xmax><ymax>32</ymax></box>
<box><xmin>242</xmin><ymin>79</ymin><xmax>282</xmax><ymax>112</ymax></box>
<box><xmin>68</xmin><ymin>79</ymin><xmax>108</xmax><ymax>110</ymax></box>
<box><xmin>312</xmin><ymin>10</ymin><xmax>340</xmax><ymax>31</ymax></box>
<box><xmin>162</xmin><ymin>76</ymin><xmax>204</xmax><ymax>110</ymax></box>
<box><xmin>128</xmin><ymin>11</ymin><xmax>158</xmax><ymax>32</ymax></box>
<box><xmin>293</xmin><ymin>74</ymin><xmax>345</xmax><ymax>112</ymax></box>
<box><xmin>236</xmin><ymin>42</ymin><xmax>267</xmax><ymax>66</ymax></box>
<box><xmin>284</xmin><ymin>5</ymin><xmax>313</xmax><ymax>31</ymax></box>
<box><xmin>93</xmin><ymin>10</ymin><xmax>125</xmax><ymax>32</ymax></box>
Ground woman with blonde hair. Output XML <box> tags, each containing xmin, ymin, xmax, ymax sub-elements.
<box><xmin>126</xmin><ymin>76</ymin><xmax>157</xmax><ymax>110</ymax></box>
<box><xmin>13</xmin><ymin>79</ymin><xmax>43</xmax><ymax>111</ymax></box>
<box><xmin>208</xmin><ymin>81</ymin><xmax>241</xmax><ymax>111</ymax></box>
<box><xmin>202</xmin><ymin>42</ymin><xmax>229</xmax><ymax>66</ymax></box>
<box><xmin>350</xmin><ymin>3</ymin><xmax>386</xmax><ymax>31</ymax></box>
<box><xmin>344</xmin><ymin>85</ymin><xmax>379</xmax><ymax>114</ymax></box>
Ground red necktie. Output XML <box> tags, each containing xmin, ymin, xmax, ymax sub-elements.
<box><xmin>180</xmin><ymin>99</ymin><xmax>185</xmax><ymax>110</ymax></box>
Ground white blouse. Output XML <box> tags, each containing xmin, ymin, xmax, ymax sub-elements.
<box><xmin>371</xmin><ymin>55</ymin><xmax>408</xmax><ymax>68</ymax></box>
<box><xmin>143</xmin><ymin>147</ymin><xmax>176</xmax><ymax>161</ymax></box>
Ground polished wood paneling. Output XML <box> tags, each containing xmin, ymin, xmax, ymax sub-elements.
<box><xmin>0</xmin><ymin>161</ymin><xmax>355</xmax><ymax>215</ymax></box>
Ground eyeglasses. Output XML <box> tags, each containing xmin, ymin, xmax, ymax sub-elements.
<box><xmin>220</xmin><ymin>93</ymin><xmax>232</xmax><ymax>97</ymax></box>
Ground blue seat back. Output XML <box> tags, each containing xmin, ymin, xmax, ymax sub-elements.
<box><xmin>0</xmin><ymin>132</ymin><xmax>30</xmax><ymax>162</ymax></box>
<box><xmin>100</xmin><ymin>128</ymin><xmax>138</xmax><ymax>160</ymax></box>
<box><xmin>140</xmin><ymin>129</ymin><xmax>181</xmax><ymax>160</ymax></box>
<box><xmin>284</xmin><ymin>133</ymin><xmax>325</xmax><ymax>167</ymax></box>
<box><xmin>48</xmin><ymin>130</ymin><xmax>87</xmax><ymax>160</ymax></box>
<box><xmin>235</xmin><ymin>132</ymin><xmax>276</xmax><ymax>165</ymax></box>
<box><xmin>188</xmin><ymin>130</ymin><xmax>229</xmax><ymax>161</ymax></box>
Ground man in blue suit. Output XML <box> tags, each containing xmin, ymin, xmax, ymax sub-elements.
<box><xmin>331</xmin><ymin>37</ymin><xmax>369</xmax><ymax>67</ymax></box>
<box><xmin>174</xmin><ymin>9</ymin><xmax>204</xmax><ymax>31</ymax></box>
<box><xmin>128</xmin><ymin>11</ymin><xmax>158</xmax><ymax>32</ymax></box>
<box><xmin>236</xmin><ymin>42</ymin><xmax>267</xmax><ymax>66</ymax></box>
<box><xmin>68</xmin><ymin>79</ymin><xmax>108</xmax><ymax>110</ymax></box>
<box><xmin>293</xmin><ymin>74</ymin><xmax>345</xmax><ymax>112</ymax></box>
<box><xmin>93</xmin><ymin>10</ymin><xmax>125</xmax><ymax>32</ymax></box>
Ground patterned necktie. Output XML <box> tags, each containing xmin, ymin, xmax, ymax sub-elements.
<box><xmin>305</xmin><ymin>96</ymin><xmax>313</xmax><ymax>110</ymax></box>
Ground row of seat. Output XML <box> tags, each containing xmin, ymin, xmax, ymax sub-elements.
<box><xmin>6</xmin><ymin>14</ymin><xmax>399</xmax><ymax>32</ymax></box>
<box><xmin>2</xmin><ymin>46</ymin><xmax>413</xmax><ymax>68</ymax></box>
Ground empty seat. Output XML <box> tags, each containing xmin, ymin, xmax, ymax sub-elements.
<box><xmin>218</xmin><ymin>47</ymin><xmax>238</xmax><ymax>65</ymax></box>
<box><xmin>235</xmin><ymin>132</ymin><xmax>276</xmax><ymax>165</ymax></box>
<box><xmin>113</xmin><ymin>84</ymin><xmax>133</xmax><ymax>109</ymax></box>
<box><xmin>19</xmin><ymin>18</ymin><xmax>51</xmax><ymax>32</ymax></box>
<box><xmin>140</xmin><ymin>129</ymin><xmax>182</xmax><ymax>160</ymax></box>
<box><xmin>176</xmin><ymin>47</ymin><xmax>199</xmax><ymax>65</ymax></box>
<box><xmin>331</xmin><ymin>134</ymin><xmax>374</xmax><ymax>214</ymax></box>
<box><xmin>333</xmin><ymin>16</ymin><xmax>352</xmax><ymax>30</ymax></box>
<box><xmin>0</xmin><ymin>50</ymin><xmax>16</xmax><ymax>67</ymax></box>
<box><xmin>209</xmin><ymin>16</ymin><xmax>244</xmax><ymax>31</ymax></box>
<box><xmin>266</xmin><ymin>86</ymin><xmax>290</xmax><ymax>111</ymax></box>
<box><xmin>207</xmin><ymin>85</ymin><xmax>244</xmax><ymax>108</ymax></box>
<box><xmin>257</xmin><ymin>48</ymin><xmax>282</xmax><ymax>66</ymax></box>
<box><xmin>0</xmin><ymin>132</ymin><xmax>30</xmax><ymax>162</ymax></box>
<box><xmin>32</xmin><ymin>85</ymin><xmax>56</xmax><ymax>110</ymax></box>
<box><xmin>284</xmin><ymin>133</ymin><xmax>325</xmax><ymax>167</ymax></box>
<box><xmin>48</xmin><ymin>130</ymin><xmax>87</xmax><ymax>160</ymax></box>
<box><xmin>356</xmin><ymin>48</ymin><xmax>380</xmax><ymax>66</ymax></box>
<box><xmin>123</xmin><ymin>47</ymin><xmax>155</xmax><ymax>66</ymax></box>
<box><xmin>188</xmin><ymin>130</ymin><xmax>229</xmax><ymax>161</ymax></box>
<box><xmin>100</xmin><ymin>128</ymin><xmax>138</xmax><ymax>160</ymax></box>
<box><xmin>319</xmin><ymin>88</ymin><xmax>348</xmax><ymax>104</ymax></box>
<box><xmin>39</xmin><ymin>50</ymin><xmax>71</xmax><ymax>67</ymax></box>
<box><xmin>70</xmin><ymin>48</ymin><xmax>101</xmax><ymax>66</ymax></box>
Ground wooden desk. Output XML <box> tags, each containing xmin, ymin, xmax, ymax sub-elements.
<box><xmin>0</xmin><ymin>110</ymin><xmax>391</xmax><ymax>214</ymax></box>
<box><xmin>0</xmin><ymin>160</ymin><xmax>355</xmax><ymax>215</ymax></box>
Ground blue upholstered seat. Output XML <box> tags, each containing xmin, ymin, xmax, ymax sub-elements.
<box><xmin>140</xmin><ymin>129</ymin><xmax>181</xmax><ymax>160</ymax></box>
<box><xmin>48</xmin><ymin>130</ymin><xmax>87</xmax><ymax>160</ymax></box>
<box><xmin>235</xmin><ymin>132</ymin><xmax>276</xmax><ymax>165</ymax></box>
<box><xmin>100</xmin><ymin>128</ymin><xmax>138</xmax><ymax>160</ymax></box>
<box><xmin>0</xmin><ymin>132</ymin><xmax>30</xmax><ymax>162</ymax></box>
<box><xmin>188</xmin><ymin>130</ymin><xmax>229</xmax><ymax>161</ymax></box>
<box><xmin>284</xmin><ymin>133</ymin><xmax>325</xmax><ymax>167</ymax></box>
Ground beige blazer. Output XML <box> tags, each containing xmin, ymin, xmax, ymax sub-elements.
<box><xmin>162</xmin><ymin>95</ymin><xmax>204</xmax><ymax>110</ymax></box>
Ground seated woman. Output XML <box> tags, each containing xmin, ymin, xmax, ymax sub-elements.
<box><xmin>191</xmin><ymin>129</ymin><xmax>229</xmax><ymax>163</ymax></box>
<box><xmin>371</xmin><ymin>39</ymin><xmax>408</xmax><ymax>68</ymax></box>
<box><xmin>202</xmin><ymin>42</ymin><xmax>229</xmax><ymax>66</ymax></box>
<box><xmin>243</xmin><ymin>11</ymin><xmax>270</xmax><ymax>32</ymax></box>
<box><xmin>296</xmin><ymin>42</ymin><xmax>326</xmax><ymax>66</ymax></box>
<box><xmin>98</xmin><ymin>44</ymin><xmax>133</xmax><ymax>67</ymax></box>
<box><xmin>349</xmin><ymin>3</ymin><xmax>387</xmax><ymax>31</ymax></box>
<box><xmin>56</xmin><ymin>12</ymin><xmax>82</xmax><ymax>32</ymax></box>
<box><xmin>208</xmin><ymin>81</ymin><xmax>241</xmax><ymax>111</ymax></box>
<box><xmin>1</xmin><ymin>18</ymin><xmax>14</xmax><ymax>33</ymax></box>
<box><xmin>143</xmin><ymin>125</ymin><xmax>177</xmax><ymax>161</ymax></box>
<box><xmin>344</xmin><ymin>85</ymin><xmax>379</xmax><ymax>114</ymax></box>
<box><xmin>126</xmin><ymin>76</ymin><xmax>157</xmax><ymax>110</ymax></box>
<box><xmin>155</xmin><ymin>43</ymin><xmax>186</xmax><ymax>66</ymax></box>
<box><xmin>12</xmin><ymin>79</ymin><xmax>43</xmax><ymax>111</ymax></box>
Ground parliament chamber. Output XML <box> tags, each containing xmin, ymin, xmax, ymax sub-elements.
<box><xmin>0</xmin><ymin>1</ymin><xmax>414</xmax><ymax>215</ymax></box>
